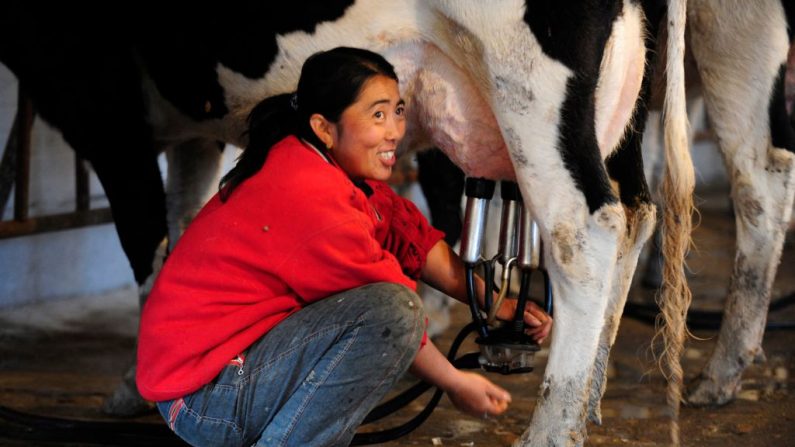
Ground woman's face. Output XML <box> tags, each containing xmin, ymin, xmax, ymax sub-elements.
<box><xmin>328</xmin><ymin>75</ymin><xmax>406</xmax><ymax>182</ymax></box>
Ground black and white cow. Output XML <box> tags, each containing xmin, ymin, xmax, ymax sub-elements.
<box><xmin>639</xmin><ymin>0</ymin><xmax>795</xmax><ymax>410</ymax></box>
<box><xmin>679</xmin><ymin>0</ymin><xmax>795</xmax><ymax>406</ymax></box>
<box><xmin>1</xmin><ymin>1</ymin><xmax>694</xmax><ymax>445</ymax></box>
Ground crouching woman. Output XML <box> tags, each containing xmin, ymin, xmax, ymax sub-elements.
<box><xmin>136</xmin><ymin>46</ymin><xmax>551</xmax><ymax>447</ymax></box>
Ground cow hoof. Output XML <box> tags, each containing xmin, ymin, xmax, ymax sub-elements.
<box><xmin>684</xmin><ymin>375</ymin><xmax>737</xmax><ymax>407</ymax></box>
<box><xmin>514</xmin><ymin>430</ymin><xmax>586</xmax><ymax>447</ymax></box>
<box><xmin>102</xmin><ymin>366</ymin><xmax>154</xmax><ymax>417</ymax></box>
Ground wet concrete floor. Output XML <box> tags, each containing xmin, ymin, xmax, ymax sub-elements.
<box><xmin>1</xmin><ymin>194</ymin><xmax>794</xmax><ymax>446</ymax></box>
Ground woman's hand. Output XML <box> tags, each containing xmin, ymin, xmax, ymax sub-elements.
<box><xmin>446</xmin><ymin>370</ymin><xmax>512</xmax><ymax>418</ymax></box>
<box><xmin>409</xmin><ymin>341</ymin><xmax>512</xmax><ymax>418</ymax></box>
<box><xmin>495</xmin><ymin>299</ymin><xmax>552</xmax><ymax>344</ymax></box>
<box><xmin>417</xmin><ymin>239</ymin><xmax>552</xmax><ymax>342</ymax></box>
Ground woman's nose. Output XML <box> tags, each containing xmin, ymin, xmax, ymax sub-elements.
<box><xmin>386</xmin><ymin>116</ymin><xmax>405</xmax><ymax>141</ymax></box>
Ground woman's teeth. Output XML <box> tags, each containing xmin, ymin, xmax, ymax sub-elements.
<box><xmin>379</xmin><ymin>151</ymin><xmax>395</xmax><ymax>160</ymax></box>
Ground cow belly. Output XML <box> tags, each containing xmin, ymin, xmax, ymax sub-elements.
<box><xmin>594</xmin><ymin>2</ymin><xmax>646</xmax><ymax>159</ymax></box>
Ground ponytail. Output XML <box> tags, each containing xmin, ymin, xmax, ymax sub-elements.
<box><xmin>219</xmin><ymin>93</ymin><xmax>297</xmax><ymax>202</ymax></box>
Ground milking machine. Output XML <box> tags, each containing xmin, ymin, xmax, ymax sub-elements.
<box><xmin>0</xmin><ymin>178</ymin><xmax>555</xmax><ymax>446</ymax></box>
<box><xmin>459</xmin><ymin>178</ymin><xmax>552</xmax><ymax>376</ymax></box>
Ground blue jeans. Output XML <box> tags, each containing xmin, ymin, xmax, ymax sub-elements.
<box><xmin>156</xmin><ymin>282</ymin><xmax>425</xmax><ymax>447</ymax></box>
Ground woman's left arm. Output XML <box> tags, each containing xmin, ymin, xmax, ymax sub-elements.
<box><xmin>419</xmin><ymin>240</ymin><xmax>552</xmax><ymax>343</ymax></box>
<box><xmin>409</xmin><ymin>336</ymin><xmax>511</xmax><ymax>417</ymax></box>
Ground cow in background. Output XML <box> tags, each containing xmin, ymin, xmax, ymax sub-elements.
<box><xmin>1</xmin><ymin>1</ymin><xmax>693</xmax><ymax>445</ymax></box>
<box><xmin>639</xmin><ymin>0</ymin><xmax>795</xmax><ymax>408</ymax></box>
<box><xmin>678</xmin><ymin>0</ymin><xmax>795</xmax><ymax>406</ymax></box>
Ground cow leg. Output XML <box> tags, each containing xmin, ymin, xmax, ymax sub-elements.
<box><xmin>97</xmin><ymin>146</ymin><xmax>167</xmax><ymax>416</ymax></box>
<box><xmin>515</xmin><ymin>200</ymin><xmax>626</xmax><ymax>446</ymax></box>
<box><xmin>164</xmin><ymin>138</ymin><xmax>225</xmax><ymax>252</ymax></box>
<box><xmin>95</xmin><ymin>141</ymin><xmax>166</xmax><ymax>417</ymax></box>
<box><xmin>686</xmin><ymin>0</ymin><xmax>795</xmax><ymax>406</ymax></box>
<box><xmin>504</xmin><ymin>83</ymin><xmax>628</xmax><ymax>444</ymax></box>
<box><xmin>138</xmin><ymin>138</ymin><xmax>224</xmax><ymax>306</ymax></box>
<box><xmin>59</xmin><ymin>100</ymin><xmax>170</xmax><ymax>417</ymax></box>
<box><xmin>417</xmin><ymin>148</ymin><xmax>465</xmax><ymax>246</ymax></box>
<box><xmin>586</xmin><ymin>203</ymin><xmax>656</xmax><ymax>425</ymax></box>
<box><xmin>587</xmin><ymin>96</ymin><xmax>657</xmax><ymax>424</ymax></box>
<box><xmin>416</xmin><ymin>149</ymin><xmax>465</xmax><ymax>337</ymax></box>
<box><xmin>103</xmin><ymin>138</ymin><xmax>223</xmax><ymax>416</ymax></box>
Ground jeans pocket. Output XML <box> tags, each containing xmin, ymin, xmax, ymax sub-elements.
<box><xmin>160</xmin><ymin>390</ymin><xmax>243</xmax><ymax>447</ymax></box>
<box><xmin>157</xmin><ymin>397</ymin><xmax>185</xmax><ymax>432</ymax></box>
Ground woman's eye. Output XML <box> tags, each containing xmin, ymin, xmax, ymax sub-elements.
<box><xmin>374</xmin><ymin>111</ymin><xmax>385</xmax><ymax>119</ymax></box>
<box><xmin>396</xmin><ymin>106</ymin><xmax>405</xmax><ymax>116</ymax></box>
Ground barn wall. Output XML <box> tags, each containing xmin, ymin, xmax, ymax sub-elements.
<box><xmin>0</xmin><ymin>64</ymin><xmax>137</xmax><ymax>308</ymax></box>
<box><xmin>0</xmin><ymin>64</ymin><xmax>242</xmax><ymax>308</ymax></box>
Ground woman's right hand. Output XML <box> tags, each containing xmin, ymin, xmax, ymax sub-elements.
<box><xmin>445</xmin><ymin>370</ymin><xmax>512</xmax><ymax>418</ymax></box>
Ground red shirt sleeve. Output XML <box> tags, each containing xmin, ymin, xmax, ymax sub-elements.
<box><xmin>368</xmin><ymin>181</ymin><xmax>446</xmax><ymax>279</ymax></box>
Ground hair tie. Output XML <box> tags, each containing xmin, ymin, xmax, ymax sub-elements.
<box><xmin>290</xmin><ymin>93</ymin><xmax>299</xmax><ymax>111</ymax></box>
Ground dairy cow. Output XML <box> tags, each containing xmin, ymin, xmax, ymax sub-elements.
<box><xmin>677</xmin><ymin>0</ymin><xmax>794</xmax><ymax>407</ymax></box>
<box><xmin>0</xmin><ymin>1</ymin><xmax>691</xmax><ymax>445</ymax></box>
<box><xmin>638</xmin><ymin>0</ymin><xmax>795</xmax><ymax>409</ymax></box>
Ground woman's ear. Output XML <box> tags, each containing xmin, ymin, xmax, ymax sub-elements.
<box><xmin>309</xmin><ymin>113</ymin><xmax>336</xmax><ymax>150</ymax></box>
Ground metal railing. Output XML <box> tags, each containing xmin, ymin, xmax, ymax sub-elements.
<box><xmin>0</xmin><ymin>85</ymin><xmax>113</xmax><ymax>239</ymax></box>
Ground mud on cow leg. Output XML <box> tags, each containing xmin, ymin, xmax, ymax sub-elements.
<box><xmin>516</xmin><ymin>203</ymin><xmax>627</xmax><ymax>446</ymax></box>
<box><xmin>585</xmin><ymin>140</ymin><xmax>657</xmax><ymax>424</ymax></box>
<box><xmin>587</xmin><ymin>203</ymin><xmax>656</xmax><ymax>424</ymax></box>
<box><xmin>685</xmin><ymin>0</ymin><xmax>795</xmax><ymax>407</ymax></box>
<box><xmin>687</xmin><ymin>149</ymin><xmax>795</xmax><ymax>405</ymax></box>
<box><xmin>103</xmin><ymin>139</ymin><xmax>224</xmax><ymax>417</ymax></box>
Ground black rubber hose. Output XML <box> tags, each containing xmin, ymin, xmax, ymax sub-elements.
<box><xmin>351</xmin><ymin>323</ymin><xmax>480</xmax><ymax>445</ymax></box>
<box><xmin>466</xmin><ymin>265</ymin><xmax>489</xmax><ymax>339</ymax></box>
<box><xmin>513</xmin><ymin>269</ymin><xmax>532</xmax><ymax>333</ymax></box>
<box><xmin>0</xmin><ymin>405</ymin><xmax>186</xmax><ymax>446</ymax></box>
<box><xmin>484</xmin><ymin>260</ymin><xmax>494</xmax><ymax>315</ymax></box>
<box><xmin>350</xmin><ymin>353</ymin><xmax>481</xmax><ymax>446</ymax></box>
<box><xmin>351</xmin><ymin>388</ymin><xmax>445</xmax><ymax>445</ymax></box>
<box><xmin>543</xmin><ymin>270</ymin><xmax>553</xmax><ymax>316</ymax></box>
<box><xmin>360</xmin><ymin>322</ymin><xmax>478</xmax><ymax>424</ymax></box>
<box><xmin>623</xmin><ymin>291</ymin><xmax>795</xmax><ymax>330</ymax></box>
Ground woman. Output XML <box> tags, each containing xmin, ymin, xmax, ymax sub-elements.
<box><xmin>137</xmin><ymin>47</ymin><xmax>551</xmax><ymax>447</ymax></box>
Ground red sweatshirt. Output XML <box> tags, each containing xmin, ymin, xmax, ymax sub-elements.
<box><xmin>136</xmin><ymin>136</ymin><xmax>444</xmax><ymax>402</ymax></box>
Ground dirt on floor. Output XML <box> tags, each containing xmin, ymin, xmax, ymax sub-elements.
<box><xmin>1</xmin><ymin>193</ymin><xmax>794</xmax><ymax>446</ymax></box>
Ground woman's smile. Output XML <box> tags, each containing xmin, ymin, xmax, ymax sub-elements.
<box><xmin>378</xmin><ymin>150</ymin><xmax>396</xmax><ymax>165</ymax></box>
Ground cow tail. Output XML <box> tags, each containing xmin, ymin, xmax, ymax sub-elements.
<box><xmin>658</xmin><ymin>0</ymin><xmax>694</xmax><ymax>445</ymax></box>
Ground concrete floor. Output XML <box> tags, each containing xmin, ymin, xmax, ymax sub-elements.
<box><xmin>1</xmin><ymin>196</ymin><xmax>794</xmax><ymax>446</ymax></box>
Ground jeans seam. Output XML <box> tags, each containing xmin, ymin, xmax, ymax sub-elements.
<box><xmin>243</xmin><ymin>323</ymin><xmax>349</xmax><ymax>387</ymax></box>
<box><xmin>276</xmin><ymin>321</ymin><xmax>363</xmax><ymax>446</ymax></box>
<box><xmin>182</xmin><ymin>404</ymin><xmax>244</xmax><ymax>433</ymax></box>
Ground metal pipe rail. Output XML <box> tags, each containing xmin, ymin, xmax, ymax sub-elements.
<box><xmin>0</xmin><ymin>85</ymin><xmax>113</xmax><ymax>239</ymax></box>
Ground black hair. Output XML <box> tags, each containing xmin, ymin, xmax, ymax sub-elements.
<box><xmin>219</xmin><ymin>46</ymin><xmax>399</xmax><ymax>201</ymax></box>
